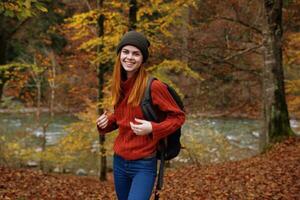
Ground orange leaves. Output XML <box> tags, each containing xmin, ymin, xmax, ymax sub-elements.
<box><xmin>0</xmin><ymin>167</ymin><xmax>115</xmax><ymax>200</ymax></box>
<box><xmin>159</xmin><ymin>137</ymin><xmax>300</xmax><ymax>199</ymax></box>
<box><xmin>285</xmin><ymin>32</ymin><xmax>300</xmax><ymax>66</ymax></box>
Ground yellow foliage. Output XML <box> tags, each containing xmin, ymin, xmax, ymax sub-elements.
<box><xmin>148</xmin><ymin>60</ymin><xmax>202</xmax><ymax>79</ymax></box>
<box><xmin>146</xmin><ymin>59</ymin><xmax>202</xmax><ymax>97</ymax></box>
<box><xmin>0</xmin><ymin>63</ymin><xmax>33</xmax><ymax>71</ymax></box>
<box><xmin>285</xmin><ymin>32</ymin><xmax>300</xmax><ymax>65</ymax></box>
<box><xmin>1</xmin><ymin>138</ymin><xmax>36</xmax><ymax>165</ymax></box>
<box><xmin>63</xmin><ymin>0</ymin><xmax>197</xmax><ymax>68</ymax></box>
<box><xmin>79</xmin><ymin>38</ymin><xmax>102</xmax><ymax>51</ymax></box>
<box><xmin>286</xmin><ymin>79</ymin><xmax>300</xmax><ymax>94</ymax></box>
<box><xmin>287</xmin><ymin>94</ymin><xmax>300</xmax><ymax>117</ymax></box>
<box><xmin>48</xmin><ymin>103</ymin><xmax>117</xmax><ymax>167</ymax></box>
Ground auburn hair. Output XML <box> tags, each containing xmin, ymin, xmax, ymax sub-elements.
<box><xmin>111</xmin><ymin>54</ymin><xmax>148</xmax><ymax>107</ymax></box>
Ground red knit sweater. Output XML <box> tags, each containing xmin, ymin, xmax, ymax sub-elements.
<box><xmin>97</xmin><ymin>76</ymin><xmax>185</xmax><ymax>160</ymax></box>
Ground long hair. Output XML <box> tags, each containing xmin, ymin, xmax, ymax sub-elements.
<box><xmin>111</xmin><ymin>54</ymin><xmax>148</xmax><ymax>107</ymax></box>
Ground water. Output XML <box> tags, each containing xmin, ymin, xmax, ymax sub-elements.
<box><xmin>0</xmin><ymin>113</ymin><xmax>78</xmax><ymax>145</ymax></box>
<box><xmin>179</xmin><ymin>117</ymin><xmax>262</xmax><ymax>164</ymax></box>
<box><xmin>1</xmin><ymin>113</ymin><xmax>299</xmax><ymax>171</ymax></box>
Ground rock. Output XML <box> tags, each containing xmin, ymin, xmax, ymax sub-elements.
<box><xmin>76</xmin><ymin>168</ymin><xmax>87</xmax><ymax>176</ymax></box>
<box><xmin>26</xmin><ymin>161</ymin><xmax>38</xmax><ymax>168</ymax></box>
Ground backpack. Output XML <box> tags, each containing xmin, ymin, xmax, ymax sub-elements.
<box><xmin>141</xmin><ymin>76</ymin><xmax>184</xmax><ymax>160</ymax></box>
<box><xmin>141</xmin><ymin>76</ymin><xmax>185</xmax><ymax>200</ymax></box>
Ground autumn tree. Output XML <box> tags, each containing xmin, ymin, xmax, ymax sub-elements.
<box><xmin>173</xmin><ymin>0</ymin><xmax>265</xmax><ymax>117</ymax></box>
<box><xmin>0</xmin><ymin>0</ymin><xmax>48</xmax><ymax>101</ymax></box>
<box><xmin>129</xmin><ymin>0</ymin><xmax>137</xmax><ymax>30</ymax></box>
<box><xmin>61</xmin><ymin>0</ymin><xmax>127</xmax><ymax>180</ymax></box>
<box><xmin>262</xmin><ymin>0</ymin><xmax>294</xmax><ymax>143</ymax></box>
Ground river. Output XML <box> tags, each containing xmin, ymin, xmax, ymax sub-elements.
<box><xmin>1</xmin><ymin>113</ymin><xmax>299</xmax><ymax>173</ymax></box>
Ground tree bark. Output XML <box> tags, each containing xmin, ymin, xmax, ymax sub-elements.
<box><xmin>262</xmin><ymin>0</ymin><xmax>293</xmax><ymax>146</ymax></box>
<box><xmin>129</xmin><ymin>0</ymin><xmax>138</xmax><ymax>30</ymax></box>
<box><xmin>97</xmin><ymin>0</ymin><xmax>107</xmax><ymax>182</ymax></box>
<box><xmin>0</xmin><ymin>80</ymin><xmax>5</xmax><ymax>102</ymax></box>
<box><xmin>0</xmin><ymin>30</ymin><xmax>8</xmax><ymax>101</ymax></box>
<box><xmin>47</xmin><ymin>49</ymin><xmax>56</xmax><ymax>117</ymax></box>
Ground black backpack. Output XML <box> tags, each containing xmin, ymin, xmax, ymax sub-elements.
<box><xmin>141</xmin><ymin>76</ymin><xmax>184</xmax><ymax>160</ymax></box>
<box><xmin>141</xmin><ymin>76</ymin><xmax>184</xmax><ymax>200</ymax></box>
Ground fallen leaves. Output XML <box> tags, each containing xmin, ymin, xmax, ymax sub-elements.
<box><xmin>0</xmin><ymin>137</ymin><xmax>299</xmax><ymax>199</ymax></box>
<box><xmin>0</xmin><ymin>167</ymin><xmax>115</xmax><ymax>200</ymax></box>
<box><xmin>159</xmin><ymin>137</ymin><xmax>300</xmax><ymax>200</ymax></box>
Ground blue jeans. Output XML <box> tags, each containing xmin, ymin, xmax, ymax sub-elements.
<box><xmin>113</xmin><ymin>154</ymin><xmax>157</xmax><ymax>200</ymax></box>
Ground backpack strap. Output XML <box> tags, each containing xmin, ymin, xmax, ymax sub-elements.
<box><xmin>141</xmin><ymin>76</ymin><xmax>159</xmax><ymax>122</ymax></box>
<box><xmin>154</xmin><ymin>147</ymin><xmax>165</xmax><ymax>200</ymax></box>
<box><xmin>141</xmin><ymin>76</ymin><xmax>166</xmax><ymax>200</ymax></box>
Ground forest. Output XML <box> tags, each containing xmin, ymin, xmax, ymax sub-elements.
<box><xmin>0</xmin><ymin>0</ymin><xmax>300</xmax><ymax>199</ymax></box>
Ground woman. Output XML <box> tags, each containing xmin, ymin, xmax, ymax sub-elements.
<box><xmin>96</xmin><ymin>30</ymin><xmax>185</xmax><ymax>200</ymax></box>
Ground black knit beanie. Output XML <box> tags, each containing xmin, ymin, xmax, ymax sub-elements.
<box><xmin>116</xmin><ymin>31</ymin><xmax>150</xmax><ymax>63</ymax></box>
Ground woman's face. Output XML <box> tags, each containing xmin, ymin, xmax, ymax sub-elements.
<box><xmin>120</xmin><ymin>45</ymin><xmax>143</xmax><ymax>78</ymax></box>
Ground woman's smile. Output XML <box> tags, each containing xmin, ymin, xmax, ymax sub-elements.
<box><xmin>125</xmin><ymin>61</ymin><xmax>135</xmax><ymax>66</ymax></box>
<box><xmin>120</xmin><ymin>45</ymin><xmax>143</xmax><ymax>78</ymax></box>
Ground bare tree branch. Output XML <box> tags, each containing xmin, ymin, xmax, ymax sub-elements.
<box><xmin>221</xmin><ymin>44</ymin><xmax>263</xmax><ymax>62</ymax></box>
<box><xmin>217</xmin><ymin>17</ymin><xmax>263</xmax><ymax>35</ymax></box>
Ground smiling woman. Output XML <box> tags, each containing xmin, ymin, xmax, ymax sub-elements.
<box><xmin>96</xmin><ymin>30</ymin><xmax>185</xmax><ymax>200</ymax></box>
<box><xmin>120</xmin><ymin>45</ymin><xmax>143</xmax><ymax>78</ymax></box>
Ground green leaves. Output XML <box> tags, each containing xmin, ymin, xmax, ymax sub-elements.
<box><xmin>0</xmin><ymin>63</ymin><xmax>41</xmax><ymax>73</ymax></box>
<box><xmin>35</xmin><ymin>2</ymin><xmax>48</xmax><ymax>13</ymax></box>
<box><xmin>148</xmin><ymin>60</ymin><xmax>202</xmax><ymax>79</ymax></box>
<box><xmin>0</xmin><ymin>0</ymin><xmax>47</xmax><ymax>20</ymax></box>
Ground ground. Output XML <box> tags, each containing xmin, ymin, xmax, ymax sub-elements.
<box><xmin>1</xmin><ymin>137</ymin><xmax>300</xmax><ymax>200</ymax></box>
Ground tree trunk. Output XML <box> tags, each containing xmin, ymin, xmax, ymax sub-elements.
<box><xmin>36</xmin><ymin>80</ymin><xmax>41</xmax><ymax>122</ymax></box>
<box><xmin>97</xmin><ymin>0</ymin><xmax>107</xmax><ymax>182</ymax></box>
<box><xmin>48</xmin><ymin>49</ymin><xmax>56</xmax><ymax>117</ymax></box>
<box><xmin>40</xmin><ymin>125</ymin><xmax>47</xmax><ymax>171</ymax></box>
<box><xmin>129</xmin><ymin>0</ymin><xmax>138</xmax><ymax>30</ymax></box>
<box><xmin>262</xmin><ymin>0</ymin><xmax>293</xmax><ymax>146</ymax></box>
<box><xmin>0</xmin><ymin>31</ymin><xmax>8</xmax><ymax>102</ymax></box>
<box><xmin>0</xmin><ymin>81</ymin><xmax>5</xmax><ymax>102</ymax></box>
<box><xmin>0</xmin><ymin>33</ymin><xmax>7</xmax><ymax>63</ymax></box>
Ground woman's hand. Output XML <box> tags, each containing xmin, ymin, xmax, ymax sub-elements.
<box><xmin>96</xmin><ymin>111</ymin><xmax>108</xmax><ymax>129</ymax></box>
<box><xmin>130</xmin><ymin>118</ymin><xmax>153</xmax><ymax>135</ymax></box>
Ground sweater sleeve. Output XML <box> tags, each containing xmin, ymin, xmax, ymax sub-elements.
<box><xmin>97</xmin><ymin>113</ymin><xmax>118</xmax><ymax>134</ymax></box>
<box><xmin>150</xmin><ymin>80</ymin><xmax>185</xmax><ymax>141</ymax></box>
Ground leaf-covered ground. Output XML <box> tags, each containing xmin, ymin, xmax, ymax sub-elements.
<box><xmin>1</xmin><ymin>137</ymin><xmax>300</xmax><ymax>200</ymax></box>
